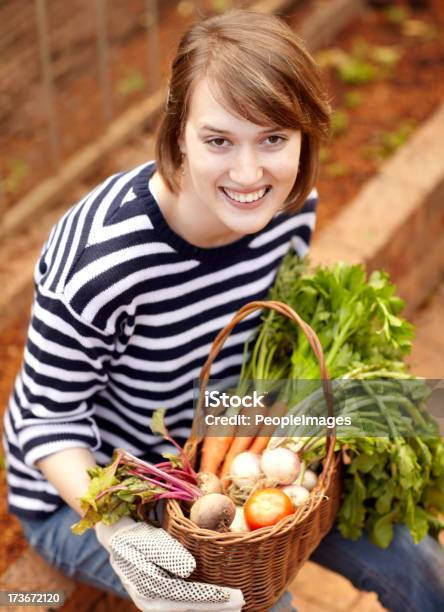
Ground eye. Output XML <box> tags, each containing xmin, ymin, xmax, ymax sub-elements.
<box><xmin>264</xmin><ymin>134</ymin><xmax>286</xmax><ymax>145</ymax></box>
<box><xmin>206</xmin><ymin>137</ymin><xmax>230</xmax><ymax>148</ymax></box>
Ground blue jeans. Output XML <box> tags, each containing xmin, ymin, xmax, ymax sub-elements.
<box><xmin>19</xmin><ymin>504</ymin><xmax>444</xmax><ymax>611</ymax></box>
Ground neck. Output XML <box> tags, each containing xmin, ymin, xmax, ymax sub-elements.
<box><xmin>149</xmin><ymin>171</ymin><xmax>242</xmax><ymax>248</ymax></box>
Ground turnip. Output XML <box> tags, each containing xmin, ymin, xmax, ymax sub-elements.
<box><xmin>260</xmin><ymin>448</ymin><xmax>300</xmax><ymax>485</ymax></box>
<box><xmin>197</xmin><ymin>471</ymin><xmax>223</xmax><ymax>495</ymax></box>
<box><xmin>190</xmin><ymin>493</ymin><xmax>236</xmax><ymax>531</ymax></box>
<box><xmin>229</xmin><ymin>451</ymin><xmax>262</xmax><ymax>487</ymax></box>
<box><xmin>229</xmin><ymin>506</ymin><xmax>250</xmax><ymax>533</ymax></box>
<box><xmin>301</xmin><ymin>468</ymin><xmax>318</xmax><ymax>491</ymax></box>
<box><xmin>281</xmin><ymin>484</ymin><xmax>310</xmax><ymax>507</ymax></box>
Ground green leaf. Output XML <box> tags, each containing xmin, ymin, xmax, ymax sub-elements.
<box><xmin>375</xmin><ymin>482</ymin><xmax>396</xmax><ymax>515</ymax></box>
<box><xmin>370</xmin><ymin>510</ymin><xmax>398</xmax><ymax>548</ymax></box>
<box><xmin>162</xmin><ymin>453</ymin><xmax>183</xmax><ymax>468</ymax></box>
<box><xmin>151</xmin><ymin>409</ymin><xmax>168</xmax><ymax>438</ymax></box>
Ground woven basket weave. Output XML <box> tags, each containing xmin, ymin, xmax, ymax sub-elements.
<box><xmin>163</xmin><ymin>300</ymin><xmax>342</xmax><ymax>612</ymax></box>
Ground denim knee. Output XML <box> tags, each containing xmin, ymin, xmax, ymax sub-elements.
<box><xmin>311</xmin><ymin>524</ymin><xmax>444</xmax><ymax>612</ymax></box>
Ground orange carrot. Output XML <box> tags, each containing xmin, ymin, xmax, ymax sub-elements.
<box><xmin>200</xmin><ymin>422</ymin><xmax>235</xmax><ymax>475</ymax></box>
<box><xmin>199</xmin><ymin>400</ymin><xmax>252</xmax><ymax>474</ymax></box>
<box><xmin>249</xmin><ymin>401</ymin><xmax>288</xmax><ymax>454</ymax></box>
<box><xmin>218</xmin><ymin>401</ymin><xmax>268</xmax><ymax>482</ymax></box>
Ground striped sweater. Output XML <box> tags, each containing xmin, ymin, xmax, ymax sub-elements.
<box><xmin>3</xmin><ymin>161</ymin><xmax>317</xmax><ymax>519</ymax></box>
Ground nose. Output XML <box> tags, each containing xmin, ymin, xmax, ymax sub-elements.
<box><xmin>229</xmin><ymin>148</ymin><xmax>263</xmax><ymax>186</ymax></box>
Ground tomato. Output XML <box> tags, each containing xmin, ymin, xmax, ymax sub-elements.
<box><xmin>244</xmin><ymin>488</ymin><xmax>294</xmax><ymax>530</ymax></box>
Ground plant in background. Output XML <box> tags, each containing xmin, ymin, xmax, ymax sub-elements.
<box><xmin>330</xmin><ymin>109</ymin><xmax>349</xmax><ymax>138</ymax></box>
<box><xmin>384</xmin><ymin>5</ymin><xmax>409</xmax><ymax>26</ymax></box>
<box><xmin>368</xmin><ymin>121</ymin><xmax>415</xmax><ymax>162</ymax></box>
<box><xmin>4</xmin><ymin>157</ymin><xmax>29</xmax><ymax>195</ymax></box>
<box><xmin>117</xmin><ymin>70</ymin><xmax>146</xmax><ymax>98</ymax></box>
<box><xmin>344</xmin><ymin>90</ymin><xmax>363</xmax><ymax>108</ymax></box>
<box><xmin>317</xmin><ymin>39</ymin><xmax>402</xmax><ymax>86</ymax></box>
<box><xmin>212</xmin><ymin>0</ymin><xmax>234</xmax><ymax>13</ymax></box>
<box><xmin>325</xmin><ymin>161</ymin><xmax>350</xmax><ymax>178</ymax></box>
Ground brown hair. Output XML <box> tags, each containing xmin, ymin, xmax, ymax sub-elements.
<box><xmin>155</xmin><ymin>9</ymin><xmax>330</xmax><ymax>213</ymax></box>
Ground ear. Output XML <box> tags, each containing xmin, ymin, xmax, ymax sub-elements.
<box><xmin>178</xmin><ymin>131</ymin><xmax>186</xmax><ymax>156</ymax></box>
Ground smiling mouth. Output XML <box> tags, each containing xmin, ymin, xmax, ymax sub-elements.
<box><xmin>220</xmin><ymin>186</ymin><xmax>271</xmax><ymax>204</ymax></box>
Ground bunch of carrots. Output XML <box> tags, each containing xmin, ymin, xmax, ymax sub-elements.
<box><xmin>200</xmin><ymin>400</ymin><xmax>288</xmax><ymax>482</ymax></box>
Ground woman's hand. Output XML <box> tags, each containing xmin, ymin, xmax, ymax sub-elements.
<box><xmin>95</xmin><ymin>518</ymin><xmax>245</xmax><ymax>611</ymax></box>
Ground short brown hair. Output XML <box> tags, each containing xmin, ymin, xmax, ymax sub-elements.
<box><xmin>155</xmin><ymin>9</ymin><xmax>330</xmax><ymax>213</ymax></box>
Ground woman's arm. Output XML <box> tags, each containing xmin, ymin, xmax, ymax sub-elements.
<box><xmin>36</xmin><ymin>447</ymin><xmax>97</xmax><ymax>516</ymax></box>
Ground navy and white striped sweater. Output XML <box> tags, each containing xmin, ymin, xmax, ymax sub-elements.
<box><xmin>3</xmin><ymin>161</ymin><xmax>317</xmax><ymax>519</ymax></box>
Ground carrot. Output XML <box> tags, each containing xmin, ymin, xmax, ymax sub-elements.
<box><xmin>199</xmin><ymin>401</ymin><xmax>251</xmax><ymax>473</ymax></box>
<box><xmin>218</xmin><ymin>401</ymin><xmax>268</xmax><ymax>482</ymax></box>
<box><xmin>249</xmin><ymin>401</ymin><xmax>288</xmax><ymax>454</ymax></box>
<box><xmin>200</xmin><ymin>424</ymin><xmax>235</xmax><ymax>475</ymax></box>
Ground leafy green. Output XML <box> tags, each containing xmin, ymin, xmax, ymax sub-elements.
<box><xmin>71</xmin><ymin>411</ymin><xmax>201</xmax><ymax>535</ymax></box>
<box><xmin>241</xmin><ymin>254</ymin><xmax>444</xmax><ymax>547</ymax></box>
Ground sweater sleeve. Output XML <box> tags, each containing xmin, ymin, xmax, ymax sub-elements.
<box><xmin>9</xmin><ymin>283</ymin><xmax>115</xmax><ymax>468</ymax></box>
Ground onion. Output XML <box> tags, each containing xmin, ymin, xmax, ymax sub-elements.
<box><xmin>281</xmin><ymin>484</ymin><xmax>310</xmax><ymax>507</ymax></box>
<box><xmin>230</xmin><ymin>452</ymin><xmax>262</xmax><ymax>487</ymax></box>
<box><xmin>260</xmin><ymin>448</ymin><xmax>300</xmax><ymax>485</ymax></box>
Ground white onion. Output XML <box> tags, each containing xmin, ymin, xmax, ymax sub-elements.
<box><xmin>282</xmin><ymin>484</ymin><xmax>310</xmax><ymax>507</ymax></box>
<box><xmin>230</xmin><ymin>451</ymin><xmax>262</xmax><ymax>486</ymax></box>
<box><xmin>260</xmin><ymin>448</ymin><xmax>301</xmax><ymax>485</ymax></box>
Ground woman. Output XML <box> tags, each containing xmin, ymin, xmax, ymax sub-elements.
<box><xmin>3</xmin><ymin>9</ymin><xmax>443</xmax><ymax>612</ymax></box>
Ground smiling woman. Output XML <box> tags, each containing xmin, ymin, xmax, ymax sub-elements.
<box><xmin>3</xmin><ymin>8</ymin><xmax>330</xmax><ymax>612</ymax></box>
<box><xmin>150</xmin><ymin>78</ymin><xmax>304</xmax><ymax>246</ymax></box>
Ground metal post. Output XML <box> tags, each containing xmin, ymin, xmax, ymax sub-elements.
<box><xmin>95</xmin><ymin>0</ymin><xmax>113</xmax><ymax>124</ymax></box>
<box><xmin>146</xmin><ymin>0</ymin><xmax>160</xmax><ymax>94</ymax></box>
<box><xmin>35</xmin><ymin>0</ymin><xmax>60</xmax><ymax>170</ymax></box>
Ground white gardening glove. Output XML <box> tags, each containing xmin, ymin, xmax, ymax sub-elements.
<box><xmin>95</xmin><ymin>517</ymin><xmax>245</xmax><ymax>612</ymax></box>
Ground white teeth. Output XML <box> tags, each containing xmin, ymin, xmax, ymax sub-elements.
<box><xmin>223</xmin><ymin>187</ymin><xmax>267</xmax><ymax>203</ymax></box>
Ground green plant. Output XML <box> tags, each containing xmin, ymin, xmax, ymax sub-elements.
<box><xmin>319</xmin><ymin>147</ymin><xmax>330</xmax><ymax>164</ymax></box>
<box><xmin>338</xmin><ymin>57</ymin><xmax>377</xmax><ymax>85</ymax></box>
<box><xmin>330</xmin><ymin>109</ymin><xmax>349</xmax><ymax>137</ymax></box>
<box><xmin>368</xmin><ymin>45</ymin><xmax>401</xmax><ymax>70</ymax></box>
<box><xmin>212</xmin><ymin>0</ymin><xmax>234</xmax><ymax>13</ymax></box>
<box><xmin>317</xmin><ymin>39</ymin><xmax>401</xmax><ymax>86</ymax></box>
<box><xmin>384</xmin><ymin>6</ymin><xmax>409</xmax><ymax>26</ymax></box>
<box><xmin>344</xmin><ymin>90</ymin><xmax>363</xmax><ymax>109</ymax></box>
<box><xmin>370</xmin><ymin>122</ymin><xmax>415</xmax><ymax>162</ymax></box>
<box><xmin>4</xmin><ymin>157</ymin><xmax>29</xmax><ymax>194</ymax></box>
<box><xmin>117</xmin><ymin>70</ymin><xmax>146</xmax><ymax>98</ymax></box>
<box><xmin>325</xmin><ymin>161</ymin><xmax>349</xmax><ymax>178</ymax></box>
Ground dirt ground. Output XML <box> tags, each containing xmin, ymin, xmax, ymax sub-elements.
<box><xmin>1</xmin><ymin>0</ymin><xmax>444</xmax><ymax>577</ymax></box>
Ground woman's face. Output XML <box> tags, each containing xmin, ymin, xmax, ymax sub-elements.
<box><xmin>178</xmin><ymin>78</ymin><xmax>302</xmax><ymax>246</ymax></box>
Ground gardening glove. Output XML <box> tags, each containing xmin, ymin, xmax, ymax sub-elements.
<box><xmin>95</xmin><ymin>517</ymin><xmax>245</xmax><ymax>612</ymax></box>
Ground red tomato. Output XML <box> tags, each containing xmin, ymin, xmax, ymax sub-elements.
<box><xmin>244</xmin><ymin>488</ymin><xmax>294</xmax><ymax>530</ymax></box>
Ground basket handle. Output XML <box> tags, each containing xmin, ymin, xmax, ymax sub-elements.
<box><xmin>187</xmin><ymin>300</ymin><xmax>336</xmax><ymax>483</ymax></box>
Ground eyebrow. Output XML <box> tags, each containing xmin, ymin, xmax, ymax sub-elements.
<box><xmin>198</xmin><ymin>124</ymin><xmax>282</xmax><ymax>135</ymax></box>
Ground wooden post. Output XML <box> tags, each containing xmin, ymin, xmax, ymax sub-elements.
<box><xmin>146</xmin><ymin>0</ymin><xmax>160</xmax><ymax>94</ymax></box>
<box><xmin>35</xmin><ymin>0</ymin><xmax>60</xmax><ymax>170</ymax></box>
<box><xmin>95</xmin><ymin>0</ymin><xmax>113</xmax><ymax>124</ymax></box>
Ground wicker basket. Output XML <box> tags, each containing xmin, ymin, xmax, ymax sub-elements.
<box><xmin>163</xmin><ymin>300</ymin><xmax>342</xmax><ymax>612</ymax></box>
